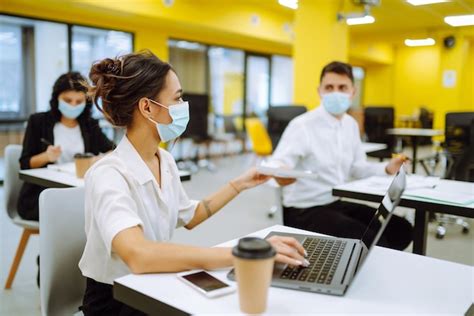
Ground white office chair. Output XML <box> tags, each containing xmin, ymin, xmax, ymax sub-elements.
<box><xmin>39</xmin><ymin>187</ymin><xmax>86</xmax><ymax>316</ymax></box>
<box><xmin>4</xmin><ymin>144</ymin><xmax>40</xmax><ymax>289</ymax></box>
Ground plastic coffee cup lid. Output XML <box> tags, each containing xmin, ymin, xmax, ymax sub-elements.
<box><xmin>74</xmin><ymin>152</ymin><xmax>94</xmax><ymax>158</ymax></box>
<box><xmin>232</xmin><ymin>237</ymin><xmax>276</xmax><ymax>260</ymax></box>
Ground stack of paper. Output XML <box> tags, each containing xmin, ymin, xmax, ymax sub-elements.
<box><xmin>404</xmin><ymin>189</ymin><xmax>474</xmax><ymax>206</ymax></box>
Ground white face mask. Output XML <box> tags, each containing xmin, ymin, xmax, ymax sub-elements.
<box><xmin>58</xmin><ymin>99</ymin><xmax>86</xmax><ymax>119</ymax></box>
<box><xmin>322</xmin><ymin>92</ymin><xmax>352</xmax><ymax>116</ymax></box>
<box><xmin>147</xmin><ymin>99</ymin><xmax>190</xmax><ymax>142</ymax></box>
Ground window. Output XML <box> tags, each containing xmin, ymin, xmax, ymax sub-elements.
<box><xmin>0</xmin><ymin>15</ymin><xmax>70</xmax><ymax>117</ymax></box>
<box><xmin>0</xmin><ymin>22</ymin><xmax>23</xmax><ymax>118</ymax></box>
<box><xmin>71</xmin><ymin>26</ymin><xmax>133</xmax><ymax>79</ymax></box>
<box><xmin>34</xmin><ymin>21</ymin><xmax>68</xmax><ymax>112</ymax></box>
<box><xmin>245</xmin><ymin>55</ymin><xmax>270</xmax><ymax>117</ymax></box>
<box><xmin>352</xmin><ymin>66</ymin><xmax>365</xmax><ymax>109</ymax></box>
<box><xmin>169</xmin><ymin>40</ymin><xmax>207</xmax><ymax>94</ymax></box>
<box><xmin>270</xmin><ymin>55</ymin><xmax>293</xmax><ymax>106</ymax></box>
<box><xmin>71</xmin><ymin>25</ymin><xmax>133</xmax><ymax>118</ymax></box>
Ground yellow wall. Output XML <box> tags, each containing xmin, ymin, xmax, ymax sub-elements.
<box><xmin>359</xmin><ymin>33</ymin><xmax>474</xmax><ymax>132</ymax></box>
<box><xmin>393</xmin><ymin>45</ymin><xmax>440</xmax><ymax>116</ymax></box>
<box><xmin>293</xmin><ymin>0</ymin><xmax>348</xmax><ymax>109</ymax></box>
<box><xmin>461</xmin><ymin>40</ymin><xmax>474</xmax><ymax>109</ymax></box>
<box><xmin>363</xmin><ymin>65</ymin><xmax>394</xmax><ymax>106</ymax></box>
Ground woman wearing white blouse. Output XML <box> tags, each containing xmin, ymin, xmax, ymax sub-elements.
<box><xmin>79</xmin><ymin>51</ymin><xmax>307</xmax><ymax>315</ymax></box>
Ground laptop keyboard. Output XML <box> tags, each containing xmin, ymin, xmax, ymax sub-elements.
<box><xmin>280</xmin><ymin>238</ymin><xmax>346</xmax><ymax>285</ymax></box>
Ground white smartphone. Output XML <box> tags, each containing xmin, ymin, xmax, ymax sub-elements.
<box><xmin>177</xmin><ymin>270</ymin><xmax>236</xmax><ymax>298</ymax></box>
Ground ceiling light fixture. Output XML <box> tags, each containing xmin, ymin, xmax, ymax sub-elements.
<box><xmin>278</xmin><ymin>0</ymin><xmax>298</xmax><ymax>10</ymax></box>
<box><xmin>404</xmin><ymin>38</ymin><xmax>436</xmax><ymax>47</ymax></box>
<box><xmin>346</xmin><ymin>15</ymin><xmax>375</xmax><ymax>25</ymax></box>
<box><xmin>407</xmin><ymin>0</ymin><xmax>449</xmax><ymax>5</ymax></box>
<box><xmin>444</xmin><ymin>14</ymin><xmax>474</xmax><ymax>27</ymax></box>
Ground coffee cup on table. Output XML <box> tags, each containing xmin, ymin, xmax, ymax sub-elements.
<box><xmin>74</xmin><ymin>153</ymin><xmax>95</xmax><ymax>178</ymax></box>
<box><xmin>232</xmin><ymin>237</ymin><xmax>276</xmax><ymax>314</ymax></box>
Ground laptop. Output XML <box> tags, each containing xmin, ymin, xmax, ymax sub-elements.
<box><xmin>228</xmin><ymin>167</ymin><xmax>406</xmax><ymax>296</ymax></box>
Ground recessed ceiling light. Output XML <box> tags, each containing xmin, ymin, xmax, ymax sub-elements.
<box><xmin>404</xmin><ymin>38</ymin><xmax>436</xmax><ymax>47</ymax></box>
<box><xmin>346</xmin><ymin>15</ymin><xmax>375</xmax><ymax>26</ymax></box>
<box><xmin>444</xmin><ymin>14</ymin><xmax>474</xmax><ymax>27</ymax></box>
<box><xmin>278</xmin><ymin>0</ymin><xmax>298</xmax><ymax>10</ymax></box>
<box><xmin>407</xmin><ymin>0</ymin><xmax>449</xmax><ymax>5</ymax></box>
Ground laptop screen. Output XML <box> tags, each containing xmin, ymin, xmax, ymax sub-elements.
<box><xmin>360</xmin><ymin>167</ymin><xmax>406</xmax><ymax>250</ymax></box>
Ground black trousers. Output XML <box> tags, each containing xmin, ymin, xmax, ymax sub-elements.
<box><xmin>82</xmin><ymin>278</ymin><xmax>147</xmax><ymax>316</ymax></box>
<box><xmin>283</xmin><ymin>200</ymin><xmax>413</xmax><ymax>251</ymax></box>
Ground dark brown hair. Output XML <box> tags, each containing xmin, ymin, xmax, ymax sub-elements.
<box><xmin>50</xmin><ymin>72</ymin><xmax>93</xmax><ymax>122</ymax></box>
<box><xmin>87</xmin><ymin>50</ymin><xmax>172</xmax><ymax>127</ymax></box>
<box><xmin>320</xmin><ymin>61</ymin><xmax>354</xmax><ymax>83</ymax></box>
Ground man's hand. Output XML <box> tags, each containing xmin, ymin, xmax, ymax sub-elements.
<box><xmin>386</xmin><ymin>154</ymin><xmax>408</xmax><ymax>175</ymax></box>
<box><xmin>274</xmin><ymin>177</ymin><xmax>297</xmax><ymax>186</ymax></box>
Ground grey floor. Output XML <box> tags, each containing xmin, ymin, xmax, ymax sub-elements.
<box><xmin>1</xmin><ymin>152</ymin><xmax>473</xmax><ymax>315</ymax></box>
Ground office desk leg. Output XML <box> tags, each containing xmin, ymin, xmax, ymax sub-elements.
<box><xmin>413</xmin><ymin>209</ymin><xmax>428</xmax><ymax>255</ymax></box>
<box><xmin>411</xmin><ymin>136</ymin><xmax>418</xmax><ymax>174</ymax></box>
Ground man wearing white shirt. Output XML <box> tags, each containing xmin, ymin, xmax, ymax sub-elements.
<box><xmin>270</xmin><ymin>61</ymin><xmax>412</xmax><ymax>250</ymax></box>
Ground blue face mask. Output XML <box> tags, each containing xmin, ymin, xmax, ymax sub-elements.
<box><xmin>322</xmin><ymin>92</ymin><xmax>352</xmax><ymax>116</ymax></box>
<box><xmin>147</xmin><ymin>99</ymin><xmax>190</xmax><ymax>143</ymax></box>
<box><xmin>58</xmin><ymin>99</ymin><xmax>86</xmax><ymax>119</ymax></box>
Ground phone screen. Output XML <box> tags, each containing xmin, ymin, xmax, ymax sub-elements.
<box><xmin>182</xmin><ymin>271</ymin><xmax>229</xmax><ymax>292</ymax></box>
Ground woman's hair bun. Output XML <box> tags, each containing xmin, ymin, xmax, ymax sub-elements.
<box><xmin>85</xmin><ymin>50</ymin><xmax>172</xmax><ymax>127</ymax></box>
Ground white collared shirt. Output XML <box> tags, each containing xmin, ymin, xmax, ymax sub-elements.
<box><xmin>79</xmin><ymin>136</ymin><xmax>198</xmax><ymax>284</ymax></box>
<box><xmin>269</xmin><ymin>106</ymin><xmax>387</xmax><ymax>209</ymax></box>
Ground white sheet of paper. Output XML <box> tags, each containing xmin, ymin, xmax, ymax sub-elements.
<box><xmin>362</xmin><ymin>175</ymin><xmax>440</xmax><ymax>191</ymax></box>
<box><xmin>404</xmin><ymin>188</ymin><xmax>474</xmax><ymax>205</ymax></box>
<box><xmin>256</xmin><ymin>165</ymin><xmax>318</xmax><ymax>179</ymax></box>
<box><xmin>47</xmin><ymin>162</ymin><xmax>76</xmax><ymax>175</ymax></box>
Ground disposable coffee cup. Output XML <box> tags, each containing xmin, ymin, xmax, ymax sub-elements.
<box><xmin>232</xmin><ymin>237</ymin><xmax>276</xmax><ymax>314</ymax></box>
<box><xmin>74</xmin><ymin>152</ymin><xmax>95</xmax><ymax>178</ymax></box>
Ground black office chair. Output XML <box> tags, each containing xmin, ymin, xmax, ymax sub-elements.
<box><xmin>179</xmin><ymin>93</ymin><xmax>218</xmax><ymax>172</ymax></box>
<box><xmin>267</xmin><ymin>105</ymin><xmax>307</xmax><ymax>149</ymax></box>
<box><xmin>418</xmin><ymin>107</ymin><xmax>434</xmax><ymax>145</ymax></box>
<box><xmin>364</xmin><ymin>106</ymin><xmax>396</xmax><ymax>161</ymax></box>
<box><xmin>434</xmin><ymin>112</ymin><xmax>474</xmax><ymax>239</ymax></box>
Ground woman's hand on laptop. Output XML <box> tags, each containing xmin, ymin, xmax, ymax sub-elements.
<box><xmin>266</xmin><ymin>236</ymin><xmax>310</xmax><ymax>267</ymax></box>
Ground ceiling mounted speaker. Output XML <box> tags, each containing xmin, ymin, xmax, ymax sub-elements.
<box><xmin>443</xmin><ymin>36</ymin><xmax>456</xmax><ymax>49</ymax></box>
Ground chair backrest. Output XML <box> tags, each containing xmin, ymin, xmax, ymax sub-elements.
<box><xmin>418</xmin><ymin>107</ymin><xmax>433</xmax><ymax>129</ymax></box>
<box><xmin>267</xmin><ymin>105</ymin><xmax>307</xmax><ymax>148</ymax></box>
<box><xmin>39</xmin><ymin>187</ymin><xmax>86</xmax><ymax>316</ymax></box>
<box><xmin>182</xmin><ymin>93</ymin><xmax>209</xmax><ymax>140</ymax></box>
<box><xmin>245</xmin><ymin>118</ymin><xmax>273</xmax><ymax>156</ymax></box>
<box><xmin>364</xmin><ymin>106</ymin><xmax>395</xmax><ymax>148</ymax></box>
<box><xmin>449</xmin><ymin>118</ymin><xmax>474</xmax><ymax>182</ymax></box>
<box><xmin>445</xmin><ymin>112</ymin><xmax>474</xmax><ymax>155</ymax></box>
<box><xmin>4</xmin><ymin>144</ymin><xmax>23</xmax><ymax>220</ymax></box>
<box><xmin>223</xmin><ymin>115</ymin><xmax>239</xmax><ymax>134</ymax></box>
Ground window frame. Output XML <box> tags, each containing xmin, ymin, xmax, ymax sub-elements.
<box><xmin>0</xmin><ymin>12</ymin><xmax>135</xmax><ymax>122</ymax></box>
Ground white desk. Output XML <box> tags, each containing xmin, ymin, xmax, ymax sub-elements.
<box><xmin>361</xmin><ymin>142</ymin><xmax>387</xmax><ymax>154</ymax></box>
<box><xmin>19</xmin><ymin>166</ymin><xmax>191</xmax><ymax>188</ymax></box>
<box><xmin>113</xmin><ymin>225</ymin><xmax>473</xmax><ymax>315</ymax></box>
<box><xmin>386</xmin><ymin>128</ymin><xmax>443</xmax><ymax>173</ymax></box>
<box><xmin>333</xmin><ymin>176</ymin><xmax>474</xmax><ymax>255</ymax></box>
